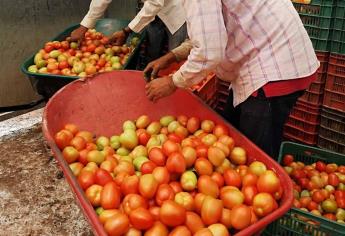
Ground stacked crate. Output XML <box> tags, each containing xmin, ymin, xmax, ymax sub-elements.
<box><xmin>215</xmin><ymin>80</ymin><xmax>230</xmax><ymax>113</ymax></box>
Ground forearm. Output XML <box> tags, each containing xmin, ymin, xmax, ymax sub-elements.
<box><xmin>80</xmin><ymin>0</ymin><xmax>112</xmax><ymax>29</ymax></box>
<box><xmin>171</xmin><ymin>39</ymin><xmax>193</xmax><ymax>62</ymax></box>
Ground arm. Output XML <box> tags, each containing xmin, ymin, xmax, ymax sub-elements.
<box><xmin>128</xmin><ymin>0</ymin><xmax>165</xmax><ymax>33</ymax></box>
<box><xmin>171</xmin><ymin>39</ymin><xmax>193</xmax><ymax>62</ymax></box>
<box><xmin>172</xmin><ymin>0</ymin><xmax>227</xmax><ymax>88</ymax></box>
<box><xmin>70</xmin><ymin>0</ymin><xmax>112</xmax><ymax>41</ymax></box>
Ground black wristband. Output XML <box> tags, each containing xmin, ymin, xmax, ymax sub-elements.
<box><xmin>122</xmin><ymin>28</ymin><xmax>130</xmax><ymax>37</ymax></box>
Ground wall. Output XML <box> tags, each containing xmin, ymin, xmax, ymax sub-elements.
<box><xmin>0</xmin><ymin>0</ymin><xmax>137</xmax><ymax>107</ymax></box>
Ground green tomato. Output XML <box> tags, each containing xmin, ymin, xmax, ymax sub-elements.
<box><xmin>117</xmin><ymin>147</ymin><xmax>130</xmax><ymax>156</ymax></box>
<box><xmin>110</xmin><ymin>135</ymin><xmax>121</xmax><ymax>149</ymax></box>
<box><xmin>28</xmin><ymin>65</ymin><xmax>38</xmax><ymax>73</ymax></box>
<box><xmin>160</xmin><ymin>115</ymin><xmax>176</xmax><ymax>127</ymax></box>
<box><xmin>49</xmin><ymin>50</ymin><xmax>61</xmax><ymax>58</ymax></box>
<box><xmin>133</xmin><ymin>156</ymin><xmax>149</xmax><ymax>171</ymax></box>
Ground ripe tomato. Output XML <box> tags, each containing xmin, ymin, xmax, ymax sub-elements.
<box><xmin>101</xmin><ymin>181</ymin><xmax>121</xmax><ymax>209</ymax></box>
<box><xmin>299</xmin><ymin>196</ymin><xmax>312</xmax><ymax>208</ymax></box>
<box><xmin>307</xmin><ymin>201</ymin><xmax>319</xmax><ymax>211</ymax></box>
<box><xmin>44</xmin><ymin>43</ymin><xmax>54</xmax><ymax>53</ymax></box>
<box><xmin>326</xmin><ymin>164</ymin><xmax>338</xmax><ymax>173</ymax></box>
<box><xmin>242</xmin><ymin>185</ymin><xmax>258</xmax><ymax>205</ymax></box>
<box><xmin>95</xmin><ymin>168</ymin><xmax>113</xmax><ymax>186</ymax></box>
<box><xmin>125</xmin><ymin>228</ymin><xmax>141</xmax><ymax>236</ymax></box>
<box><xmin>312</xmin><ymin>190</ymin><xmax>326</xmax><ymax>203</ymax></box>
<box><xmin>242</xmin><ymin>172</ymin><xmax>258</xmax><ymax>187</ymax></box>
<box><xmin>63</xmin><ymin>146</ymin><xmax>79</xmax><ymax>163</ymax></box>
<box><xmin>257</xmin><ymin>170</ymin><xmax>280</xmax><ymax>194</ymax></box>
<box><xmin>196</xmin><ymin>144</ymin><xmax>208</xmax><ymax>158</ymax></box>
<box><xmin>253</xmin><ymin>193</ymin><xmax>276</xmax><ymax>217</ymax></box>
<box><xmin>141</xmin><ymin>161</ymin><xmax>157</xmax><ymax>174</ymax></box>
<box><xmin>213</xmin><ymin>141</ymin><xmax>230</xmax><ymax>156</ymax></box>
<box><xmin>129</xmin><ymin>207</ymin><xmax>154</xmax><ymax>230</ymax></box>
<box><xmin>182</xmin><ymin>146</ymin><xmax>197</xmax><ymax>168</ymax></box>
<box><xmin>220</xmin><ymin>208</ymin><xmax>232</xmax><ymax>228</ymax></box>
<box><xmin>55</xmin><ymin>129</ymin><xmax>73</xmax><ymax>149</ymax></box>
<box><xmin>185</xmin><ymin>211</ymin><xmax>205</xmax><ymax>234</ymax></box>
<box><xmin>76</xmin><ymin>131</ymin><xmax>94</xmax><ymax>143</ymax></box>
<box><xmin>85</xmin><ymin>184</ymin><xmax>103</xmax><ymax>207</ymax></box>
<box><xmin>114</xmin><ymin>171</ymin><xmax>129</xmax><ymax>186</ymax></box>
<box><xmin>114</xmin><ymin>161</ymin><xmax>135</xmax><ymax>175</ymax></box>
<box><xmin>249</xmin><ymin>161</ymin><xmax>267</xmax><ymax>176</ymax></box>
<box><xmin>100</xmin><ymin>160</ymin><xmax>116</xmax><ymax>173</ymax></box>
<box><xmin>198</xmin><ymin>175</ymin><xmax>219</xmax><ymax>198</ymax></box>
<box><xmin>315</xmin><ymin>161</ymin><xmax>326</xmax><ymax>172</ymax></box>
<box><xmin>208</xmin><ymin>223</ymin><xmax>230</xmax><ymax>236</ymax></box>
<box><xmin>328</xmin><ymin>173</ymin><xmax>340</xmax><ymax>187</ymax></box>
<box><xmin>64</xmin><ymin>123</ymin><xmax>78</xmax><ymax>135</ymax></box>
<box><xmin>177</xmin><ymin>115</ymin><xmax>188</xmax><ymax>126</ymax></box>
<box><xmin>221</xmin><ymin>188</ymin><xmax>244</xmax><ymax>209</ymax></box>
<box><xmin>139</xmin><ymin>174</ymin><xmax>158</xmax><ymax>199</ymax></box>
<box><xmin>187</xmin><ymin>117</ymin><xmax>200</xmax><ymax>134</ymax></box>
<box><xmin>78</xmin><ymin>170</ymin><xmax>95</xmax><ymax>190</ymax></box>
<box><xmin>159</xmin><ymin>200</ymin><xmax>186</xmax><ymax>227</ymax></box>
<box><xmin>155</xmin><ymin>184</ymin><xmax>175</xmax><ymax>206</ymax></box>
<box><xmin>170</xmin><ymin>181</ymin><xmax>183</xmax><ymax>194</ymax></box>
<box><xmin>148</xmin><ymin>206</ymin><xmax>160</xmax><ymax>221</ymax></box>
<box><xmin>195</xmin><ymin>158</ymin><xmax>213</xmax><ymax>176</ymax></box>
<box><xmin>168</xmin><ymin>133</ymin><xmax>182</xmax><ymax>143</ymax></box>
<box><xmin>144</xmin><ymin>221</ymin><xmax>168</xmax><ymax>236</ymax></box>
<box><xmin>175</xmin><ymin>192</ymin><xmax>194</xmax><ymax>211</ymax></box>
<box><xmin>69</xmin><ymin>162</ymin><xmax>84</xmax><ymax>177</ymax></box>
<box><xmin>122</xmin><ymin>194</ymin><xmax>148</xmax><ymax>215</ymax></box>
<box><xmin>211</xmin><ymin>172</ymin><xmax>225</xmax><ymax>188</ymax></box>
<box><xmin>223</xmin><ymin>169</ymin><xmax>241</xmax><ymax>188</ymax></box>
<box><xmin>104</xmin><ymin>213</ymin><xmax>130</xmax><ymax>236</ymax></box>
<box><xmin>170</xmin><ymin>226</ymin><xmax>192</xmax><ymax>236</ymax></box>
<box><xmin>208</xmin><ymin>146</ymin><xmax>226</xmax><ymax>167</ymax></box>
<box><xmin>152</xmin><ymin>166</ymin><xmax>170</xmax><ymax>185</ymax></box>
<box><xmin>283</xmin><ymin>154</ymin><xmax>294</xmax><ymax>166</ymax></box>
<box><xmin>323</xmin><ymin>213</ymin><xmax>336</xmax><ymax>221</ymax></box>
<box><xmin>230</xmin><ymin>204</ymin><xmax>251</xmax><ymax>230</ymax></box>
<box><xmin>213</xmin><ymin>124</ymin><xmax>228</xmax><ymax>138</ymax></box>
<box><xmin>121</xmin><ymin>175</ymin><xmax>139</xmax><ymax>195</ymax></box>
<box><xmin>148</xmin><ymin>147</ymin><xmax>166</xmax><ymax>166</ymax></box>
<box><xmin>166</xmin><ymin>152</ymin><xmax>186</xmax><ymax>174</ymax></box>
<box><xmin>194</xmin><ymin>228</ymin><xmax>213</xmax><ymax>236</ymax></box>
<box><xmin>201</xmin><ymin>196</ymin><xmax>223</xmax><ymax>225</ymax></box>
<box><xmin>99</xmin><ymin>209</ymin><xmax>120</xmax><ymax>224</ymax></box>
<box><xmin>162</xmin><ymin>140</ymin><xmax>180</xmax><ymax>156</ymax></box>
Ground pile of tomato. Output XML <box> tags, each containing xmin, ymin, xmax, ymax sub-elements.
<box><xmin>28</xmin><ymin>29</ymin><xmax>139</xmax><ymax>77</ymax></box>
<box><xmin>283</xmin><ymin>155</ymin><xmax>345</xmax><ymax>223</ymax></box>
<box><xmin>55</xmin><ymin>115</ymin><xmax>283</xmax><ymax>235</ymax></box>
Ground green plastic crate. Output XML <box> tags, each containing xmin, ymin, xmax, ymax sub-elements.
<box><xmin>20</xmin><ymin>18</ymin><xmax>146</xmax><ymax>99</ymax></box>
<box><xmin>263</xmin><ymin>141</ymin><xmax>345</xmax><ymax>236</ymax></box>
<box><xmin>293</xmin><ymin>0</ymin><xmax>335</xmax><ymax>51</ymax></box>
<box><xmin>330</xmin><ymin>0</ymin><xmax>345</xmax><ymax>54</ymax></box>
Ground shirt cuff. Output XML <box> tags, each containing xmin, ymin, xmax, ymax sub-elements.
<box><xmin>172</xmin><ymin>70</ymin><xmax>189</xmax><ymax>88</ymax></box>
<box><xmin>80</xmin><ymin>16</ymin><xmax>96</xmax><ymax>29</ymax></box>
<box><xmin>128</xmin><ymin>18</ymin><xmax>144</xmax><ymax>34</ymax></box>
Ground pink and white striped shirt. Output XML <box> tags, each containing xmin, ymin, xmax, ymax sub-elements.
<box><xmin>172</xmin><ymin>0</ymin><xmax>319</xmax><ymax>106</ymax></box>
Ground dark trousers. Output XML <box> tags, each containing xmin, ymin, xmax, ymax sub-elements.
<box><xmin>222</xmin><ymin>89</ymin><xmax>304</xmax><ymax>159</ymax></box>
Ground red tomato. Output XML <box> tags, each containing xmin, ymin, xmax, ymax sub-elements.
<box><xmin>230</xmin><ymin>204</ymin><xmax>251</xmax><ymax>230</ymax></box>
<box><xmin>223</xmin><ymin>169</ymin><xmax>241</xmax><ymax>188</ymax></box>
<box><xmin>138</xmin><ymin>132</ymin><xmax>151</xmax><ymax>146</ymax></box>
<box><xmin>139</xmin><ymin>174</ymin><xmax>159</xmax><ymax>199</ymax></box>
<box><xmin>104</xmin><ymin>213</ymin><xmax>130</xmax><ymax>236</ymax></box>
<box><xmin>129</xmin><ymin>207</ymin><xmax>154</xmax><ymax>230</ymax></box>
<box><xmin>141</xmin><ymin>161</ymin><xmax>157</xmax><ymax>174</ymax></box>
<box><xmin>168</xmin><ymin>133</ymin><xmax>182</xmax><ymax>143</ymax></box>
<box><xmin>159</xmin><ymin>200</ymin><xmax>186</xmax><ymax>227</ymax></box>
<box><xmin>220</xmin><ymin>208</ymin><xmax>232</xmax><ymax>228</ymax></box>
<box><xmin>328</xmin><ymin>173</ymin><xmax>340</xmax><ymax>187</ymax></box>
<box><xmin>152</xmin><ymin>166</ymin><xmax>170</xmax><ymax>185</ymax></box>
<box><xmin>170</xmin><ymin>226</ymin><xmax>192</xmax><ymax>236</ymax></box>
<box><xmin>54</xmin><ymin>129</ymin><xmax>73</xmax><ymax>149</ymax></box>
<box><xmin>44</xmin><ymin>43</ymin><xmax>54</xmax><ymax>53</ymax></box>
<box><xmin>187</xmin><ymin>117</ymin><xmax>200</xmax><ymax>134</ymax></box>
<box><xmin>213</xmin><ymin>124</ymin><xmax>228</xmax><ymax>138</ymax></box>
<box><xmin>162</xmin><ymin>140</ymin><xmax>180</xmax><ymax>157</ymax></box>
<box><xmin>198</xmin><ymin>175</ymin><xmax>219</xmax><ymax>198</ymax></box>
<box><xmin>76</xmin><ymin>131</ymin><xmax>94</xmax><ymax>143</ymax></box>
<box><xmin>297</xmin><ymin>178</ymin><xmax>309</xmax><ymax>189</ymax></box>
<box><xmin>122</xmin><ymin>194</ymin><xmax>148</xmax><ymax>215</ymax></box>
<box><xmin>155</xmin><ymin>184</ymin><xmax>175</xmax><ymax>206</ymax></box>
<box><xmin>242</xmin><ymin>172</ymin><xmax>258</xmax><ymax>187</ymax></box>
<box><xmin>323</xmin><ymin>213</ymin><xmax>336</xmax><ymax>221</ymax></box>
<box><xmin>208</xmin><ymin>146</ymin><xmax>226</xmax><ymax>167</ymax></box>
<box><xmin>121</xmin><ymin>175</ymin><xmax>139</xmax><ymax>195</ymax></box>
<box><xmin>307</xmin><ymin>201</ymin><xmax>318</xmax><ymax>211</ymax></box>
<box><xmin>315</xmin><ymin>161</ymin><xmax>326</xmax><ymax>172</ymax></box>
<box><xmin>336</xmin><ymin>198</ymin><xmax>345</xmax><ymax>209</ymax></box>
<box><xmin>257</xmin><ymin>170</ymin><xmax>280</xmax><ymax>194</ymax></box>
<box><xmin>201</xmin><ymin>196</ymin><xmax>223</xmax><ymax>225</ymax></box>
<box><xmin>78</xmin><ymin>170</ymin><xmax>95</xmax><ymax>190</ymax></box>
<box><xmin>53</xmin><ymin>41</ymin><xmax>61</xmax><ymax>49</ymax></box>
<box><xmin>242</xmin><ymin>185</ymin><xmax>258</xmax><ymax>205</ymax></box>
<box><xmin>62</xmin><ymin>146</ymin><xmax>79</xmax><ymax>163</ymax></box>
<box><xmin>194</xmin><ymin>228</ymin><xmax>213</xmax><ymax>236</ymax></box>
<box><xmin>196</xmin><ymin>144</ymin><xmax>208</xmax><ymax>158</ymax></box>
<box><xmin>220</xmin><ymin>188</ymin><xmax>244</xmax><ymax>209</ymax></box>
<box><xmin>64</xmin><ymin>124</ymin><xmax>78</xmax><ymax>135</ymax></box>
<box><xmin>148</xmin><ymin>206</ymin><xmax>160</xmax><ymax>221</ymax></box>
<box><xmin>101</xmin><ymin>181</ymin><xmax>121</xmax><ymax>209</ymax></box>
<box><xmin>182</xmin><ymin>146</ymin><xmax>197</xmax><ymax>168</ymax></box>
<box><xmin>95</xmin><ymin>169</ymin><xmax>113</xmax><ymax>186</ymax></box>
<box><xmin>99</xmin><ymin>209</ymin><xmax>120</xmax><ymax>225</ymax></box>
<box><xmin>166</xmin><ymin>152</ymin><xmax>186</xmax><ymax>174</ymax></box>
<box><xmin>175</xmin><ymin>192</ymin><xmax>195</xmax><ymax>211</ymax></box>
<box><xmin>114</xmin><ymin>161</ymin><xmax>135</xmax><ymax>176</ymax></box>
<box><xmin>144</xmin><ymin>221</ymin><xmax>168</xmax><ymax>236</ymax></box>
<box><xmin>211</xmin><ymin>172</ymin><xmax>225</xmax><ymax>188</ymax></box>
<box><xmin>148</xmin><ymin>147</ymin><xmax>166</xmax><ymax>166</ymax></box>
<box><xmin>299</xmin><ymin>196</ymin><xmax>312</xmax><ymax>208</ymax></box>
<box><xmin>312</xmin><ymin>190</ymin><xmax>326</xmax><ymax>203</ymax></box>
<box><xmin>283</xmin><ymin>154</ymin><xmax>294</xmax><ymax>166</ymax></box>
<box><xmin>252</xmin><ymin>193</ymin><xmax>276</xmax><ymax>217</ymax></box>
<box><xmin>85</xmin><ymin>184</ymin><xmax>103</xmax><ymax>207</ymax></box>
<box><xmin>170</xmin><ymin>181</ymin><xmax>183</xmax><ymax>194</ymax></box>
<box><xmin>195</xmin><ymin>158</ymin><xmax>213</xmax><ymax>176</ymax></box>
<box><xmin>185</xmin><ymin>211</ymin><xmax>205</xmax><ymax>234</ymax></box>
<box><xmin>114</xmin><ymin>171</ymin><xmax>129</xmax><ymax>186</ymax></box>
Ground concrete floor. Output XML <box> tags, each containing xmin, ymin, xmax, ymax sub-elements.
<box><xmin>0</xmin><ymin>109</ymin><xmax>92</xmax><ymax>235</ymax></box>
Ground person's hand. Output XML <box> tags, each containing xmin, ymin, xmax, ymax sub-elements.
<box><xmin>145</xmin><ymin>76</ymin><xmax>177</xmax><ymax>102</ymax></box>
<box><xmin>110</xmin><ymin>30</ymin><xmax>128</xmax><ymax>46</ymax></box>
<box><xmin>143</xmin><ymin>52</ymin><xmax>177</xmax><ymax>80</ymax></box>
<box><xmin>70</xmin><ymin>25</ymin><xmax>88</xmax><ymax>42</ymax></box>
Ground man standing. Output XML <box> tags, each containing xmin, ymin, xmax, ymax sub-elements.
<box><xmin>145</xmin><ymin>0</ymin><xmax>319</xmax><ymax>158</ymax></box>
<box><xmin>70</xmin><ymin>0</ymin><xmax>187</xmax><ymax>63</ymax></box>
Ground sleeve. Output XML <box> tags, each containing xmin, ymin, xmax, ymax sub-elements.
<box><xmin>172</xmin><ymin>0</ymin><xmax>228</xmax><ymax>88</ymax></box>
<box><xmin>128</xmin><ymin>0</ymin><xmax>165</xmax><ymax>33</ymax></box>
<box><xmin>171</xmin><ymin>39</ymin><xmax>193</xmax><ymax>62</ymax></box>
<box><xmin>80</xmin><ymin>0</ymin><xmax>113</xmax><ymax>29</ymax></box>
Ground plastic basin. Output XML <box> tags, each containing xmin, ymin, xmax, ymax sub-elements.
<box><xmin>42</xmin><ymin>70</ymin><xmax>293</xmax><ymax>236</ymax></box>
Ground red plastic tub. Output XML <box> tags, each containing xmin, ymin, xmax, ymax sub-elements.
<box><xmin>42</xmin><ymin>71</ymin><xmax>293</xmax><ymax>236</ymax></box>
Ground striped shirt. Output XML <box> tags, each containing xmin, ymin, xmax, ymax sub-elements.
<box><xmin>172</xmin><ymin>0</ymin><xmax>319</xmax><ymax>106</ymax></box>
